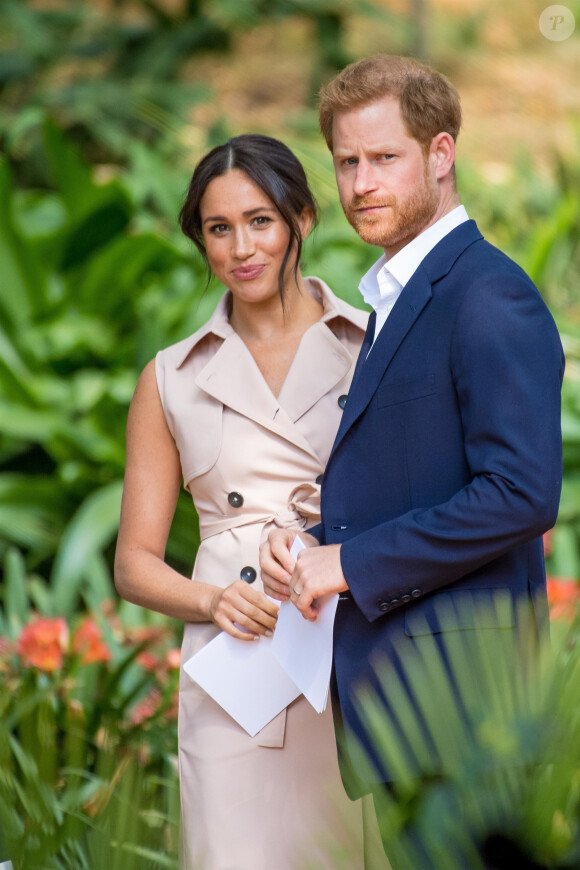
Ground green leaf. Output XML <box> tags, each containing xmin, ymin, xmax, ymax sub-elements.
<box><xmin>0</xmin><ymin>158</ymin><xmax>46</xmax><ymax>328</ymax></box>
<box><xmin>50</xmin><ymin>481</ymin><xmax>123</xmax><ymax>616</ymax></box>
<box><xmin>43</xmin><ymin>118</ymin><xmax>99</xmax><ymax>221</ymax></box>
<box><xmin>2</xmin><ymin>547</ymin><xmax>30</xmax><ymax>637</ymax></box>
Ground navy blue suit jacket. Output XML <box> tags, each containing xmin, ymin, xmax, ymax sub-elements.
<box><xmin>311</xmin><ymin>221</ymin><xmax>564</xmax><ymax>795</ymax></box>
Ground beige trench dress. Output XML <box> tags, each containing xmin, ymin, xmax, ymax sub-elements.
<box><xmin>156</xmin><ymin>278</ymin><xmax>373</xmax><ymax>870</ymax></box>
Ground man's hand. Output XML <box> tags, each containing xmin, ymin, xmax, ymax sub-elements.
<box><xmin>289</xmin><ymin>544</ymin><xmax>348</xmax><ymax>621</ymax></box>
<box><xmin>260</xmin><ymin>529</ymin><xmax>318</xmax><ymax>601</ymax></box>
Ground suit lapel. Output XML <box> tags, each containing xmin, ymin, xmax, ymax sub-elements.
<box><xmin>330</xmin><ymin>220</ymin><xmax>484</xmax><ymax>457</ymax></box>
<box><xmin>343</xmin><ymin>310</ymin><xmax>376</xmax><ymax>404</ymax></box>
<box><xmin>332</xmin><ymin>272</ymin><xmax>432</xmax><ymax>451</ymax></box>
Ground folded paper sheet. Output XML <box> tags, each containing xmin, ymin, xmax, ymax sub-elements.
<box><xmin>183</xmin><ymin>535</ymin><xmax>338</xmax><ymax>735</ymax></box>
<box><xmin>183</xmin><ymin>627</ymin><xmax>301</xmax><ymax>737</ymax></box>
<box><xmin>270</xmin><ymin>537</ymin><xmax>338</xmax><ymax>712</ymax></box>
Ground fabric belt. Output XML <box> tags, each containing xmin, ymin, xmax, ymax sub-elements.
<box><xmin>198</xmin><ymin>481</ymin><xmax>321</xmax><ymax>541</ymax></box>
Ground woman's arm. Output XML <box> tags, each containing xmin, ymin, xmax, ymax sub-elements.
<box><xmin>114</xmin><ymin>360</ymin><xmax>278</xmax><ymax>641</ymax></box>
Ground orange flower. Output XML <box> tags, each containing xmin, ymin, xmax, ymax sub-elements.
<box><xmin>165</xmin><ymin>648</ymin><xmax>181</xmax><ymax>670</ymax></box>
<box><xmin>137</xmin><ymin>651</ymin><xmax>160</xmax><ymax>672</ymax></box>
<box><xmin>130</xmin><ymin>687</ymin><xmax>162</xmax><ymax>725</ymax></box>
<box><xmin>72</xmin><ymin>617</ymin><xmax>112</xmax><ymax>665</ymax></box>
<box><xmin>17</xmin><ymin>617</ymin><xmax>69</xmax><ymax>672</ymax></box>
<box><xmin>546</xmin><ymin>577</ymin><xmax>580</xmax><ymax>622</ymax></box>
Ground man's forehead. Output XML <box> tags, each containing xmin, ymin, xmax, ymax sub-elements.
<box><xmin>331</xmin><ymin>98</ymin><xmax>412</xmax><ymax>151</ymax></box>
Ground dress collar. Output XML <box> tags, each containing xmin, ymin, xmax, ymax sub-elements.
<box><xmin>173</xmin><ymin>276</ymin><xmax>367</xmax><ymax>368</ymax></box>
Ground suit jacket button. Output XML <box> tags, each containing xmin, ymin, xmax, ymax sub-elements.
<box><xmin>228</xmin><ymin>491</ymin><xmax>244</xmax><ymax>508</ymax></box>
<box><xmin>337</xmin><ymin>394</ymin><xmax>348</xmax><ymax>409</ymax></box>
<box><xmin>240</xmin><ymin>566</ymin><xmax>257</xmax><ymax>584</ymax></box>
<box><xmin>378</xmin><ymin>600</ymin><xmax>390</xmax><ymax>612</ymax></box>
<box><xmin>400</xmin><ymin>594</ymin><xmax>411</xmax><ymax>604</ymax></box>
<box><xmin>411</xmin><ymin>588</ymin><xmax>422</xmax><ymax>599</ymax></box>
<box><xmin>315</xmin><ymin>473</ymin><xmax>324</xmax><ymax>485</ymax></box>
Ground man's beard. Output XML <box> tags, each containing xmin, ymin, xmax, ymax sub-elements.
<box><xmin>342</xmin><ymin>165</ymin><xmax>440</xmax><ymax>251</ymax></box>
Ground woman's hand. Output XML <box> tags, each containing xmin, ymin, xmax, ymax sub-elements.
<box><xmin>208</xmin><ymin>580</ymin><xmax>279</xmax><ymax>642</ymax></box>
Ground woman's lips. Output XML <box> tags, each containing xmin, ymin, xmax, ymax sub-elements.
<box><xmin>232</xmin><ymin>264</ymin><xmax>266</xmax><ymax>280</ymax></box>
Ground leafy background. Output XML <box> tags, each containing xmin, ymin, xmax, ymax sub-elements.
<box><xmin>0</xmin><ymin>0</ymin><xmax>579</xmax><ymax>866</ymax></box>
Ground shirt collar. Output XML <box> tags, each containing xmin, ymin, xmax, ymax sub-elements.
<box><xmin>359</xmin><ymin>205</ymin><xmax>469</xmax><ymax>308</ymax></box>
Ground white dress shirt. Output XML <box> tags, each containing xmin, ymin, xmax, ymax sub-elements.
<box><xmin>359</xmin><ymin>205</ymin><xmax>469</xmax><ymax>347</ymax></box>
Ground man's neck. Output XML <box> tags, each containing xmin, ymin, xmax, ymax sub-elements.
<box><xmin>384</xmin><ymin>191</ymin><xmax>462</xmax><ymax>259</ymax></box>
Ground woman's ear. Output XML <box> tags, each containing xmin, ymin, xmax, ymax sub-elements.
<box><xmin>299</xmin><ymin>207</ymin><xmax>315</xmax><ymax>240</ymax></box>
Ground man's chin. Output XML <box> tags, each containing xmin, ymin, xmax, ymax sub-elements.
<box><xmin>353</xmin><ymin>222</ymin><xmax>401</xmax><ymax>249</ymax></box>
<box><xmin>348</xmin><ymin>216</ymin><xmax>393</xmax><ymax>248</ymax></box>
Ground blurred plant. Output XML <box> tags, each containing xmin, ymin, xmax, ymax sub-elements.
<box><xmin>0</xmin><ymin>118</ymin><xmax>214</xmax><ymax>609</ymax></box>
<box><xmin>0</xmin><ymin>0</ymin><xmax>222</xmax><ymax>170</ymax></box>
<box><xmin>344</xmin><ymin>595</ymin><xmax>580</xmax><ymax>869</ymax></box>
<box><xmin>0</xmin><ymin>602</ymin><xmax>180</xmax><ymax>868</ymax></box>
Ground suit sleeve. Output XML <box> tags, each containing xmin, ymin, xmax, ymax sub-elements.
<box><xmin>306</xmin><ymin>522</ymin><xmax>324</xmax><ymax>544</ymax></box>
<box><xmin>340</xmin><ymin>272</ymin><xmax>564</xmax><ymax>622</ymax></box>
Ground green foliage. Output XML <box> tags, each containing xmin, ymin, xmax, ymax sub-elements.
<box><xmin>0</xmin><ymin>0</ymin><xmax>218</xmax><ymax>166</ymax></box>
<box><xmin>349</xmin><ymin>597</ymin><xmax>580</xmax><ymax>869</ymax></box>
<box><xmin>0</xmin><ymin>119</ymin><xmax>206</xmax><ymax>611</ymax></box>
<box><xmin>0</xmin><ymin>584</ymin><xmax>180</xmax><ymax>869</ymax></box>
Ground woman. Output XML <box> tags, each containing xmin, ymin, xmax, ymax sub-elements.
<box><xmin>114</xmin><ymin>135</ymin><xmax>370</xmax><ymax>870</ymax></box>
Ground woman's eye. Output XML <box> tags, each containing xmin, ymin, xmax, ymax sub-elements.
<box><xmin>209</xmin><ymin>223</ymin><xmax>228</xmax><ymax>234</ymax></box>
<box><xmin>252</xmin><ymin>215</ymin><xmax>272</xmax><ymax>227</ymax></box>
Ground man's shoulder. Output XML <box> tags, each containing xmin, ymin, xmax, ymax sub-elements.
<box><xmin>430</xmin><ymin>221</ymin><xmax>535</xmax><ymax>288</ymax></box>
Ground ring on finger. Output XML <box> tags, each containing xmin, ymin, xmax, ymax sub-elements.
<box><xmin>292</xmin><ymin>586</ymin><xmax>300</xmax><ymax>595</ymax></box>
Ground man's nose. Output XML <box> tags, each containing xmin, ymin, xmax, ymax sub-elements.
<box><xmin>353</xmin><ymin>160</ymin><xmax>378</xmax><ymax>197</ymax></box>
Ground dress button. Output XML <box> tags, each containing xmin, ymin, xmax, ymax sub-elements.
<box><xmin>411</xmin><ymin>588</ymin><xmax>422</xmax><ymax>599</ymax></box>
<box><xmin>315</xmin><ymin>474</ymin><xmax>324</xmax><ymax>485</ymax></box>
<box><xmin>400</xmin><ymin>594</ymin><xmax>411</xmax><ymax>604</ymax></box>
<box><xmin>228</xmin><ymin>491</ymin><xmax>244</xmax><ymax>508</ymax></box>
<box><xmin>337</xmin><ymin>394</ymin><xmax>348</xmax><ymax>409</ymax></box>
<box><xmin>378</xmin><ymin>600</ymin><xmax>390</xmax><ymax>612</ymax></box>
<box><xmin>389</xmin><ymin>598</ymin><xmax>399</xmax><ymax>607</ymax></box>
<box><xmin>240</xmin><ymin>566</ymin><xmax>257</xmax><ymax>584</ymax></box>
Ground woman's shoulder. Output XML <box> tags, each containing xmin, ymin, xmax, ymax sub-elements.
<box><xmin>156</xmin><ymin>292</ymin><xmax>231</xmax><ymax>373</ymax></box>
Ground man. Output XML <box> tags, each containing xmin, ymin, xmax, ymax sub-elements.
<box><xmin>260</xmin><ymin>55</ymin><xmax>564</xmax><ymax>862</ymax></box>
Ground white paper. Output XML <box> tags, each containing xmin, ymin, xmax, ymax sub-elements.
<box><xmin>183</xmin><ymin>534</ymin><xmax>339</xmax><ymax>734</ymax></box>
<box><xmin>271</xmin><ymin>537</ymin><xmax>339</xmax><ymax>712</ymax></box>
<box><xmin>183</xmin><ymin>629</ymin><xmax>301</xmax><ymax>737</ymax></box>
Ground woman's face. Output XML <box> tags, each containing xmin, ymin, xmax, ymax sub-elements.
<box><xmin>200</xmin><ymin>169</ymin><xmax>308</xmax><ymax>306</ymax></box>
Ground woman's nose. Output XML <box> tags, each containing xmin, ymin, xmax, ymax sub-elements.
<box><xmin>232</xmin><ymin>228</ymin><xmax>255</xmax><ymax>259</ymax></box>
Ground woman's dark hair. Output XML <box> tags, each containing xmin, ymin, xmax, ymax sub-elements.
<box><xmin>179</xmin><ymin>134</ymin><xmax>318</xmax><ymax>300</ymax></box>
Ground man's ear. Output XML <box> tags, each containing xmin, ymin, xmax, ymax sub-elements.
<box><xmin>299</xmin><ymin>207</ymin><xmax>315</xmax><ymax>240</ymax></box>
<box><xmin>430</xmin><ymin>132</ymin><xmax>456</xmax><ymax>180</ymax></box>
